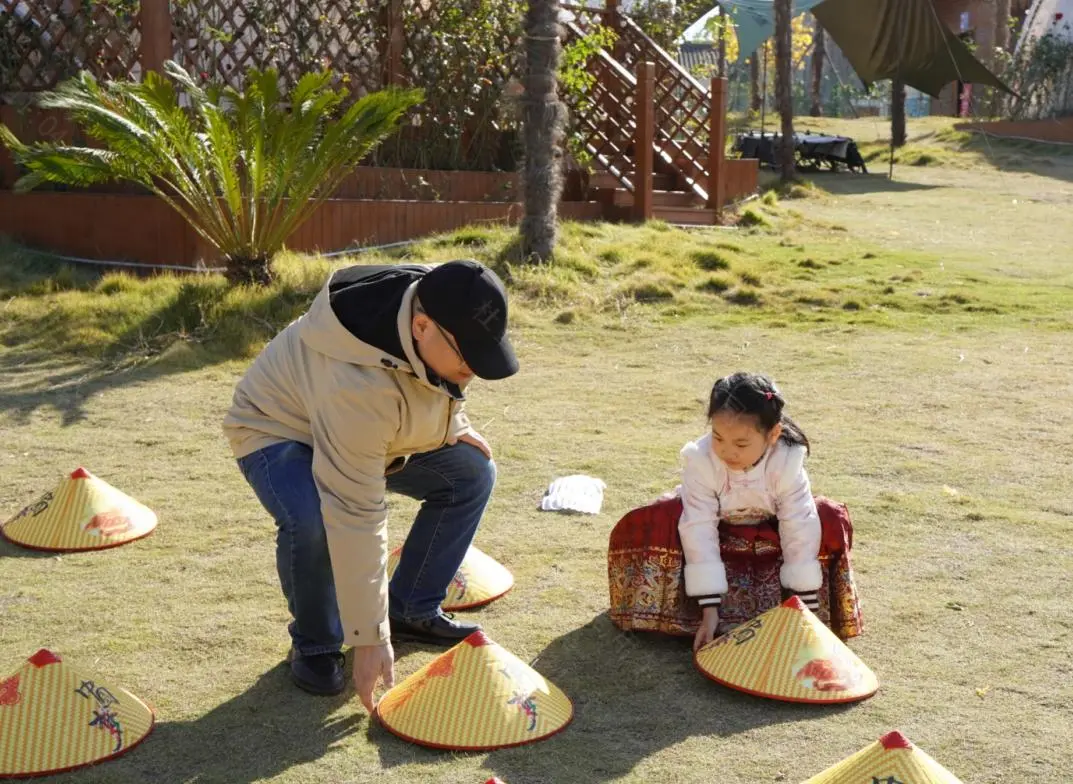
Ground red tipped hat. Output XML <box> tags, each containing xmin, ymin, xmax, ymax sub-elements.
<box><xmin>1</xmin><ymin>468</ymin><xmax>157</xmax><ymax>552</ymax></box>
<box><xmin>694</xmin><ymin>596</ymin><xmax>878</xmax><ymax>703</ymax></box>
<box><xmin>0</xmin><ymin>649</ymin><xmax>154</xmax><ymax>777</ymax></box>
<box><xmin>376</xmin><ymin>631</ymin><xmax>572</xmax><ymax>750</ymax></box>
<box><xmin>800</xmin><ymin>730</ymin><xmax>965</xmax><ymax>782</ymax></box>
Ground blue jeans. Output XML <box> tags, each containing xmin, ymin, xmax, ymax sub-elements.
<box><xmin>237</xmin><ymin>440</ymin><xmax>496</xmax><ymax>655</ymax></box>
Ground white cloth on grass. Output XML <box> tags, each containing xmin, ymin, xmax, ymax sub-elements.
<box><xmin>539</xmin><ymin>475</ymin><xmax>607</xmax><ymax>515</ymax></box>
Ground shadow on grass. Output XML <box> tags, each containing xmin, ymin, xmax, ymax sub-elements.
<box><xmin>0</xmin><ymin>350</ymin><xmax>202</xmax><ymax>427</ymax></box>
<box><xmin>963</xmin><ymin>132</ymin><xmax>1073</xmax><ymax>183</ymax></box>
<box><xmin>372</xmin><ymin>613</ymin><xmax>854</xmax><ymax>783</ymax></box>
<box><xmin>803</xmin><ymin>172</ymin><xmax>943</xmax><ymax>195</ymax></box>
<box><xmin>64</xmin><ymin>661</ymin><xmax>365</xmax><ymax>784</ymax></box>
<box><xmin>0</xmin><ymin>251</ymin><xmax>325</xmax><ymax>424</ymax></box>
<box><xmin>862</xmin><ymin>129</ymin><xmax>1073</xmax><ymax>184</ymax></box>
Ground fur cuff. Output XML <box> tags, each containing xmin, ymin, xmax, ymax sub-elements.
<box><xmin>780</xmin><ymin>560</ymin><xmax>823</xmax><ymax>593</ymax></box>
<box><xmin>684</xmin><ymin>562</ymin><xmax>728</xmax><ymax>597</ymax></box>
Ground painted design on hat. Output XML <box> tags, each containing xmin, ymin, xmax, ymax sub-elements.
<box><xmin>11</xmin><ymin>492</ymin><xmax>54</xmax><ymax>522</ymax></box>
<box><xmin>82</xmin><ymin>510</ymin><xmax>135</xmax><ymax>537</ymax></box>
<box><xmin>75</xmin><ymin>680</ymin><xmax>125</xmax><ymax>752</ymax></box>
<box><xmin>0</xmin><ymin>675</ymin><xmax>21</xmax><ymax>706</ymax></box>
<box><xmin>451</xmin><ymin>570</ymin><xmax>468</xmax><ymax>601</ymax></box>
<box><xmin>792</xmin><ymin>637</ymin><xmax>863</xmax><ymax>692</ymax></box>
<box><xmin>717</xmin><ymin>616</ymin><xmax>764</xmax><ymax>647</ymax></box>
<box><xmin>507</xmin><ymin>691</ymin><xmax>538</xmax><ymax>731</ymax></box>
<box><xmin>390</xmin><ymin>648</ymin><xmax>459</xmax><ymax>713</ymax></box>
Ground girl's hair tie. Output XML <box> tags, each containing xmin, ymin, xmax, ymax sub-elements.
<box><xmin>764</xmin><ymin>392</ymin><xmax>774</xmax><ymax>400</ymax></box>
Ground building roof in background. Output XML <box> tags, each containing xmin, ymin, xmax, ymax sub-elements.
<box><xmin>677</xmin><ymin>42</ymin><xmax>720</xmax><ymax>73</ymax></box>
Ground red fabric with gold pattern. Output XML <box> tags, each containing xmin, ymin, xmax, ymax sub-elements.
<box><xmin>607</xmin><ymin>496</ymin><xmax>863</xmax><ymax>640</ymax></box>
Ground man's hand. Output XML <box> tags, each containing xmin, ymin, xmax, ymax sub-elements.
<box><xmin>458</xmin><ymin>430</ymin><xmax>492</xmax><ymax>459</ymax></box>
<box><xmin>693</xmin><ymin>606</ymin><xmax>720</xmax><ymax>653</ymax></box>
<box><xmin>353</xmin><ymin>643</ymin><xmax>395</xmax><ymax>713</ymax></box>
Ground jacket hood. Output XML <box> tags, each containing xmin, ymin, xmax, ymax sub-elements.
<box><xmin>300</xmin><ymin>272</ymin><xmax>456</xmax><ymax>398</ymax></box>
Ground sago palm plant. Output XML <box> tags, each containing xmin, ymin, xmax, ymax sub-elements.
<box><xmin>0</xmin><ymin>62</ymin><xmax>422</xmax><ymax>284</ymax></box>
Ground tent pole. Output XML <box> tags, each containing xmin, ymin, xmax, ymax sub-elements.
<box><xmin>890</xmin><ymin>2</ymin><xmax>910</xmax><ymax>181</ymax></box>
<box><xmin>888</xmin><ymin>128</ymin><xmax>895</xmax><ymax>179</ymax></box>
<box><xmin>760</xmin><ymin>41</ymin><xmax>768</xmax><ymax>138</ymax></box>
<box><xmin>824</xmin><ymin>48</ymin><xmax>859</xmax><ymax>119</ymax></box>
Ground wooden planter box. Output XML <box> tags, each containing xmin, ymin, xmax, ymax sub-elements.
<box><xmin>954</xmin><ymin>118</ymin><xmax>1073</xmax><ymax>145</ymax></box>
<box><xmin>0</xmin><ymin>191</ymin><xmax>605</xmax><ymax>268</ymax></box>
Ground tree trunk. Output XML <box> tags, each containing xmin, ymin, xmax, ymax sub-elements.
<box><xmin>992</xmin><ymin>0</ymin><xmax>1012</xmax><ymax>116</ymax></box>
<box><xmin>809</xmin><ymin>23</ymin><xmax>825</xmax><ymax>117</ymax></box>
<box><xmin>520</xmin><ymin>0</ymin><xmax>566</xmax><ymax>264</ymax></box>
<box><xmin>750</xmin><ymin>55</ymin><xmax>761</xmax><ymax>113</ymax></box>
<box><xmin>225</xmin><ymin>255</ymin><xmax>274</xmax><ymax>286</ymax></box>
<box><xmin>773</xmin><ymin>0</ymin><xmax>795</xmax><ymax>182</ymax></box>
<box><xmin>718</xmin><ymin>20</ymin><xmax>727</xmax><ymax>77</ymax></box>
<box><xmin>994</xmin><ymin>0</ymin><xmax>1011</xmax><ymax>53</ymax></box>
<box><xmin>891</xmin><ymin>75</ymin><xmax>907</xmax><ymax>148</ymax></box>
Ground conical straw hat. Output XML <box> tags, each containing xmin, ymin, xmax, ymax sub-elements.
<box><xmin>0</xmin><ymin>649</ymin><xmax>154</xmax><ymax>778</ymax></box>
<box><xmin>376</xmin><ymin>631</ymin><xmax>572</xmax><ymax>750</ymax></box>
<box><xmin>694</xmin><ymin>596</ymin><xmax>878</xmax><ymax>703</ymax></box>
<box><xmin>1</xmin><ymin>468</ymin><xmax>157</xmax><ymax>552</ymax></box>
<box><xmin>801</xmin><ymin>730</ymin><xmax>965</xmax><ymax>783</ymax></box>
<box><xmin>387</xmin><ymin>545</ymin><xmax>513</xmax><ymax>610</ymax></box>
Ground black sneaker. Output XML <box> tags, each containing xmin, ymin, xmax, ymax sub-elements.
<box><xmin>288</xmin><ymin>648</ymin><xmax>345</xmax><ymax>696</ymax></box>
<box><xmin>390</xmin><ymin>612</ymin><xmax>481</xmax><ymax>646</ymax></box>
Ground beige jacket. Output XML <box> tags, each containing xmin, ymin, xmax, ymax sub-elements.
<box><xmin>223</xmin><ymin>273</ymin><xmax>471</xmax><ymax>646</ymax></box>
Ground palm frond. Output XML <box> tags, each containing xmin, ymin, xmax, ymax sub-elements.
<box><xmin>5</xmin><ymin>61</ymin><xmax>423</xmax><ymax>284</ymax></box>
<box><xmin>266</xmin><ymin>89</ymin><xmax>423</xmax><ymax>250</ymax></box>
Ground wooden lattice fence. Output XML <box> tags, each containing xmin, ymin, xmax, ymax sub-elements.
<box><xmin>169</xmin><ymin>0</ymin><xmax>385</xmax><ymax>97</ymax></box>
<box><xmin>1</xmin><ymin>0</ymin><xmax>527</xmax><ymax>170</ymax></box>
<box><xmin>0</xmin><ymin>0</ymin><xmax>143</xmax><ymax>93</ymax></box>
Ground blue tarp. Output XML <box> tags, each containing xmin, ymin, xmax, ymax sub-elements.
<box><xmin>718</xmin><ymin>0</ymin><xmax>826</xmax><ymax>63</ymax></box>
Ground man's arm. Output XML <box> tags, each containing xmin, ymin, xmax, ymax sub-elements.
<box><xmin>308</xmin><ymin>381</ymin><xmax>398</xmax><ymax>647</ymax></box>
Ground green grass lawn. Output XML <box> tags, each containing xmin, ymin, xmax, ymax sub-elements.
<box><xmin>1</xmin><ymin>119</ymin><xmax>1072</xmax><ymax>783</ymax></box>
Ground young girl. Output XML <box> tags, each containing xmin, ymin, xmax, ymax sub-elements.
<box><xmin>679</xmin><ymin>372</ymin><xmax>822</xmax><ymax>651</ymax></box>
<box><xmin>606</xmin><ymin>371</ymin><xmax>862</xmax><ymax>643</ymax></box>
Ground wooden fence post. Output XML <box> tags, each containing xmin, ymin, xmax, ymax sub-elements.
<box><xmin>708</xmin><ymin>76</ymin><xmax>728</xmax><ymax>212</ymax></box>
<box><xmin>605</xmin><ymin>0</ymin><xmax>623</xmax><ymax>59</ymax></box>
<box><xmin>605</xmin><ymin>0</ymin><xmax>620</xmax><ymax>30</ymax></box>
<box><xmin>380</xmin><ymin>0</ymin><xmax>405</xmax><ymax>86</ymax></box>
<box><xmin>138</xmin><ymin>0</ymin><xmax>172</xmax><ymax>77</ymax></box>
<box><xmin>633</xmin><ymin>61</ymin><xmax>655</xmax><ymax>222</ymax></box>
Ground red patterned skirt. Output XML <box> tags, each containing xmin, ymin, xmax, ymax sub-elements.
<box><xmin>607</xmin><ymin>496</ymin><xmax>863</xmax><ymax>640</ymax></box>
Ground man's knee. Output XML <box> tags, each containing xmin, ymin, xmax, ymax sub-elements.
<box><xmin>453</xmin><ymin>442</ymin><xmax>497</xmax><ymax>497</ymax></box>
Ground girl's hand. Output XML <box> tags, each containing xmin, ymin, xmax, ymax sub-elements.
<box><xmin>693</xmin><ymin>606</ymin><xmax>721</xmax><ymax>652</ymax></box>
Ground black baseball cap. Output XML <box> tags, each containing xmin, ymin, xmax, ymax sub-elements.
<box><xmin>416</xmin><ymin>260</ymin><xmax>519</xmax><ymax>380</ymax></box>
